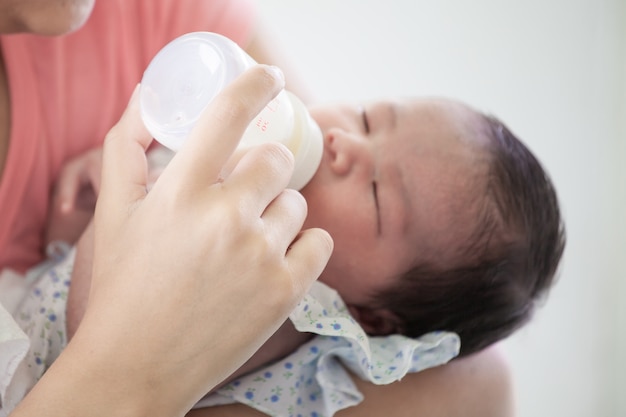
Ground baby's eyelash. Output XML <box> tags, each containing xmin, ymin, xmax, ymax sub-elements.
<box><xmin>362</xmin><ymin>108</ymin><xmax>370</xmax><ymax>133</ymax></box>
<box><xmin>373</xmin><ymin>180</ymin><xmax>382</xmax><ymax>234</ymax></box>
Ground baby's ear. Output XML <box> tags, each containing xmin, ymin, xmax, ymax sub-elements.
<box><xmin>347</xmin><ymin>305</ymin><xmax>401</xmax><ymax>336</ymax></box>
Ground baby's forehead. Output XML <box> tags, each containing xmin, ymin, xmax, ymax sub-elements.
<box><xmin>401</xmin><ymin>97</ymin><xmax>480</xmax><ymax>123</ymax></box>
<box><xmin>395</xmin><ymin>97</ymin><xmax>491</xmax><ymax>147</ymax></box>
<box><xmin>374</xmin><ymin>97</ymin><xmax>493</xmax><ymax>241</ymax></box>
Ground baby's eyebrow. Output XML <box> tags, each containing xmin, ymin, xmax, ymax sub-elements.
<box><xmin>369</xmin><ymin>101</ymin><xmax>398</xmax><ymax>133</ymax></box>
<box><xmin>383</xmin><ymin>102</ymin><xmax>398</xmax><ymax>130</ymax></box>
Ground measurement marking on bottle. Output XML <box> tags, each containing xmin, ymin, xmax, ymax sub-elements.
<box><xmin>256</xmin><ymin>117</ymin><xmax>270</xmax><ymax>132</ymax></box>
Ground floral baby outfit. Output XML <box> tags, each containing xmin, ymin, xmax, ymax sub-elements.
<box><xmin>197</xmin><ymin>281</ymin><xmax>460</xmax><ymax>416</ymax></box>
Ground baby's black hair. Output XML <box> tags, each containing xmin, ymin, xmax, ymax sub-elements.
<box><xmin>369</xmin><ymin>114</ymin><xmax>566</xmax><ymax>357</ymax></box>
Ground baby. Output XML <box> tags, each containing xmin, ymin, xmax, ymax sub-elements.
<box><xmin>295</xmin><ymin>96</ymin><xmax>563</xmax><ymax>356</ymax></box>
<box><xmin>10</xmin><ymin>96</ymin><xmax>565</xmax><ymax>414</ymax></box>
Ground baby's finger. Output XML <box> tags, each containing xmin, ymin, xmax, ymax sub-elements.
<box><xmin>54</xmin><ymin>164</ymin><xmax>83</xmax><ymax>213</ymax></box>
<box><xmin>84</xmin><ymin>150</ymin><xmax>104</xmax><ymax>196</ymax></box>
<box><xmin>63</xmin><ymin>158</ymin><xmax>102</xmax><ymax>210</ymax></box>
<box><xmin>162</xmin><ymin>65</ymin><xmax>285</xmax><ymax>193</ymax></box>
<box><xmin>98</xmin><ymin>86</ymin><xmax>153</xmax><ymax>214</ymax></box>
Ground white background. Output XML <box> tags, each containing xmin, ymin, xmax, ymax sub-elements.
<box><xmin>256</xmin><ymin>1</ymin><xmax>626</xmax><ymax>416</ymax></box>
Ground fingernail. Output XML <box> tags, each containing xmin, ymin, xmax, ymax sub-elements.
<box><xmin>267</xmin><ymin>65</ymin><xmax>285</xmax><ymax>87</ymax></box>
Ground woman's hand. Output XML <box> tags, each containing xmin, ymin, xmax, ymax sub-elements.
<box><xmin>12</xmin><ymin>65</ymin><xmax>333</xmax><ymax>417</ymax></box>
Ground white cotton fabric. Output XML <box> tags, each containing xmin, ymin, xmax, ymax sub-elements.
<box><xmin>0</xmin><ymin>291</ymin><xmax>32</xmax><ymax>417</ymax></box>
<box><xmin>0</xmin><ymin>248</ymin><xmax>73</xmax><ymax>417</ymax></box>
<box><xmin>197</xmin><ymin>281</ymin><xmax>460</xmax><ymax>417</ymax></box>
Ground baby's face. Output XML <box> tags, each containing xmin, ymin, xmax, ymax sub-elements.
<box><xmin>301</xmin><ymin>97</ymin><xmax>490</xmax><ymax>307</ymax></box>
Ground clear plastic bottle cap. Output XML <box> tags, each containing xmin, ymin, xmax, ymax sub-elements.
<box><xmin>139</xmin><ymin>32</ymin><xmax>323</xmax><ymax>190</ymax></box>
<box><xmin>140</xmin><ymin>32</ymin><xmax>251</xmax><ymax>151</ymax></box>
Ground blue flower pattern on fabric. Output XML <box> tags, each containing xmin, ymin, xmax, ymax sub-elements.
<box><xmin>13</xmin><ymin>246</ymin><xmax>74</xmax><ymax>380</ymax></box>
<box><xmin>199</xmin><ymin>281</ymin><xmax>461</xmax><ymax>416</ymax></box>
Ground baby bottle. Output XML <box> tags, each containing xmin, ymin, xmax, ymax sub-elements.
<box><xmin>139</xmin><ymin>32</ymin><xmax>323</xmax><ymax>190</ymax></box>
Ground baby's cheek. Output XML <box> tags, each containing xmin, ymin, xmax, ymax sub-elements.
<box><xmin>316</xmin><ymin>252</ymin><xmax>362</xmax><ymax>299</ymax></box>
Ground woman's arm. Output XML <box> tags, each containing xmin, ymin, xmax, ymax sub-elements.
<box><xmin>340</xmin><ymin>344</ymin><xmax>515</xmax><ymax>417</ymax></box>
<box><xmin>186</xmin><ymin>344</ymin><xmax>515</xmax><ymax>417</ymax></box>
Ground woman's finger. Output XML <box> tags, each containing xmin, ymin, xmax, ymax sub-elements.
<box><xmin>222</xmin><ymin>142</ymin><xmax>295</xmax><ymax>216</ymax></box>
<box><xmin>285</xmin><ymin>227</ymin><xmax>334</xmax><ymax>298</ymax></box>
<box><xmin>98</xmin><ymin>86</ymin><xmax>153</xmax><ymax>216</ymax></box>
<box><xmin>256</xmin><ymin>187</ymin><xmax>306</xmax><ymax>249</ymax></box>
<box><xmin>161</xmin><ymin>65</ymin><xmax>285</xmax><ymax>193</ymax></box>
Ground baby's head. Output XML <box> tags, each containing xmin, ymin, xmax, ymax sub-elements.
<box><xmin>301</xmin><ymin>97</ymin><xmax>565</xmax><ymax>357</ymax></box>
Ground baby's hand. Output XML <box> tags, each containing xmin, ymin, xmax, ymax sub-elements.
<box><xmin>46</xmin><ymin>147</ymin><xmax>102</xmax><ymax>246</ymax></box>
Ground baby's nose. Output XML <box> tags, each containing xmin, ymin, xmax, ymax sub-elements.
<box><xmin>325</xmin><ymin>129</ymin><xmax>372</xmax><ymax>177</ymax></box>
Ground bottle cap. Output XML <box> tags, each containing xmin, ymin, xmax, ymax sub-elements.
<box><xmin>139</xmin><ymin>32</ymin><xmax>249</xmax><ymax>151</ymax></box>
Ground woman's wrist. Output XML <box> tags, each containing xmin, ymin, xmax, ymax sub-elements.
<box><xmin>12</xmin><ymin>323</ymin><xmax>197</xmax><ymax>417</ymax></box>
